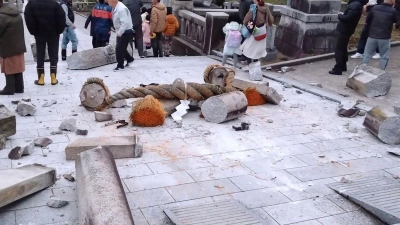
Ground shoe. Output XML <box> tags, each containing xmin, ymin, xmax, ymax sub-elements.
<box><xmin>0</xmin><ymin>75</ymin><xmax>16</xmax><ymax>95</ymax></box>
<box><xmin>50</xmin><ymin>66</ymin><xmax>58</xmax><ymax>85</ymax></box>
<box><xmin>72</xmin><ymin>49</ymin><xmax>77</xmax><ymax>54</ymax></box>
<box><xmin>14</xmin><ymin>73</ymin><xmax>24</xmax><ymax>93</ymax></box>
<box><xmin>125</xmin><ymin>59</ymin><xmax>134</xmax><ymax>67</ymax></box>
<box><xmin>165</xmin><ymin>54</ymin><xmax>170</xmax><ymax>57</ymax></box>
<box><xmin>329</xmin><ymin>69</ymin><xmax>342</xmax><ymax>75</ymax></box>
<box><xmin>342</xmin><ymin>65</ymin><xmax>347</xmax><ymax>72</ymax></box>
<box><xmin>351</xmin><ymin>53</ymin><xmax>363</xmax><ymax>59</ymax></box>
<box><xmin>140</xmin><ymin>56</ymin><xmax>145</xmax><ymax>58</ymax></box>
<box><xmin>113</xmin><ymin>66</ymin><xmax>124</xmax><ymax>72</ymax></box>
<box><xmin>61</xmin><ymin>49</ymin><xmax>67</xmax><ymax>61</ymax></box>
<box><xmin>35</xmin><ymin>67</ymin><xmax>45</xmax><ymax>85</ymax></box>
<box><xmin>372</xmin><ymin>53</ymin><xmax>381</xmax><ymax>59</ymax></box>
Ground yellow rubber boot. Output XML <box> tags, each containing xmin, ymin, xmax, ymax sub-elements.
<box><xmin>50</xmin><ymin>66</ymin><xmax>58</xmax><ymax>85</ymax></box>
<box><xmin>34</xmin><ymin>67</ymin><xmax>45</xmax><ymax>86</ymax></box>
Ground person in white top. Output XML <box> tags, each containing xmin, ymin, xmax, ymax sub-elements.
<box><xmin>108</xmin><ymin>0</ymin><xmax>135</xmax><ymax>71</ymax></box>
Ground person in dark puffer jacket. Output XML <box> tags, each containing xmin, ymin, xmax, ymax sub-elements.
<box><xmin>92</xmin><ymin>0</ymin><xmax>114</xmax><ymax>47</ymax></box>
<box><xmin>329</xmin><ymin>0</ymin><xmax>369</xmax><ymax>75</ymax></box>
<box><xmin>123</xmin><ymin>0</ymin><xmax>145</xmax><ymax>58</ymax></box>
<box><xmin>362</xmin><ymin>0</ymin><xmax>398</xmax><ymax>69</ymax></box>
<box><xmin>24</xmin><ymin>0</ymin><xmax>65</xmax><ymax>86</ymax></box>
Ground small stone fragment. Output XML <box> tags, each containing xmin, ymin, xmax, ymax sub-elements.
<box><xmin>312</xmin><ymin>124</ymin><xmax>318</xmax><ymax>127</ymax></box>
<box><xmin>22</xmin><ymin>141</ymin><xmax>35</xmax><ymax>155</ymax></box>
<box><xmin>16</xmin><ymin>101</ymin><xmax>36</xmax><ymax>116</ymax></box>
<box><xmin>281</xmin><ymin>66</ymin><xmax>295</xmax><ymax>73</ymax></box>
<box><xmin>267</xmin><ymin>119</ymin><xmax>273</xmax><ymax>123</ymax></box>
<box><xmin>309</xmin><ymin>82</ymin><xmax>322</xmax><ymax>88</ymax></box>
<box><xmin>42</xmin><ymin>99</ymin><xmax>57</xmax><ymax>107</ymax></box>
<box><xmin>94</xmin><ymin>111</ymin><xmax>113</xmax><ymax>122</ymax></box>
<box><xmin>63</xmin><ymin>174</ymin><xmax>75</xmax><ymax>182</ymax></box>
<box><xmin>75</xmin><ymin>129</ymin><xmax>88</xmax><ymax>136</ymax></box>
<box><xmin>34</xmin><ymin>137</ymin><xmax>53</xmax><ymax>147</ymax></box>
<box><xmin>318</xmin><ymin>155</ymin><xmax>325</xmax><ymax>158</ymax></box>
<box><xmin>296</xmin><ymin>90</ymin><xmax>303</xmax><ymax>94</ymax></box>
<box><xmin>111</xmin><ymin>99</ymin><xmax>127</xmax><ymax>108</ymax></box>
<box><xmin>8</xmin><ymin>146</ymin><xmax>23</xmax><ymax>159</ymax></box>
<box><xmin>348</xmin><ymin>124</ymin><xmax>358</xmax><ymax>133</ymax></box>
<box><xmin>290</xmin><ymin>104</ymin><xmax>300</xmax><ymax>108</ymax></box>
<box><xmin>358</xmin><ymin>111</ymin><xmax>366</xmax><ymax>116</ymax></box>
<box><xmin>50</xmin><ymin>131</ymin><xmax>63</xmax><ymax>135</ymax></box>
<box><xmin>47</xmin><ymin>198</ymin><xmax>69</xmax><ymax>208</ymax></box>
<box><xmin>340</xmin><ymin>177</ymin><xmax>352</xmax><ymax>183</ymax></box>
<box><xmin>393</xmin><ymin>175</ymin><xmax>399</xmax><ymax>179</ymax></box>
<box><xmin>394</xmin><ymin>104</ymin><xmax>400</xmax><ymax>115</ymax></box>
<box><xmin>283</xmin><ymin>83</ymin><xmax>292</xmax><ymax>88</ymax></box>
<box><xmin>59</xmin><ymin>118</ymin><xmax>76</xmax><ymax>131</ymax></box>
<box><xmin>11</xmin><ymin>100</ymin><xmax>19</xmax><ymax>105</ymax></box>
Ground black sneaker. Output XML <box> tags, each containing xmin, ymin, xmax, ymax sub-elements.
<box><xmin>125</xmin><ymin>59</ymin><xmax>135</xmax><ymax>67</ymax></box>
<box><xmin>140</xmin><ymin>56</ymin><xmax>145</xmax><ymax>58</ymax></box>
<box><xmin>113</xmin><ymin>66</ymin><xmax>124</xmax><ymax>72</ymax></box>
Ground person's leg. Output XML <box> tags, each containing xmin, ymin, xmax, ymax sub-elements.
<box><xmin>0</xmin><ymin>74</ymin><xmax>16</xmax><ymax>95</ymax></box>
<box><xmin>356</xmin><ymin>25</ymin><xmax>368</xmax><ymax>55</ymax></box>
<box><xmin>330</xmin><ymin>32</ymin><xmax>347</xmax><ymax>75</ymax></box>
<box><xmin>222</xmin><ymin>54</ymin><xmax>228</xmax><ymax>66</ymax></box>
<box><xmin>233</xmin><ymin>53</ymin><xmax>238</xmax><ymax>68</ymax></box>
<box><xmin>14</xmin><ymin>72</ymin><xmax>24</xmax><ymax>93</ymax></box>
<box><xmin>68</xmin><ymin>26</ymin><xmax>79</xmax><ymax>53</ymax></box>
<box><xmin>92</xmin><ymin>36</ymin><xmax>96</xmax><ymax>48</ymax></box>
<box><xmin>156</xmin><ymin>32</ymin><xmax>163</xmax><ymax>57</ymax></box>
<box><xmin>123</xmin><ymin>33</ymin><xmax>134</xmax><ymax>64</ymax></box>
<box><xmin>115</xmin><ymin>36</ymin><xmax>125</xmax><ymax>69</ymax></box>
<box><xmin>343</xmin><ymin>35</ymin><xmax>350</xmax><ymax>71</ymax></box>
<box><xmin>361</xmin><ymin>38</ymin><xmax>377</xmax><ymax>65</ymax></box>
<box><xmin>135</xmin><ymin>24</ymin><xmax>144</xmax><ymax>57</ymax></box>
<box><xmin>47</xmin><ymin>36</ymin><xmax>60</xmax><ymax>85</ymax></box>
<box><xmin>61</xmin><ymin>27</ymin><xmax>69</xmax><ymax>60</ymax></box>
<box><xmin>35</xmin><ymin>36</ymin><xmax>46</xmax><ymax>85</ymax></box>
<box><xmin>377</xmin><ymin>39</ymin><xmax>391</xmax><ymax>70</ymax></box>
<box><xmin>151</xmin><ymin>36</ymin><xmax>158</xmax><ymax>57</ymax></box>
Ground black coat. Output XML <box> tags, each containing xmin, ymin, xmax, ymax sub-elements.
<box><xmin>239</xmin><ymin>0</ymin><xmax>253</xmax><ymax>22</ymax></box>
<box><xmin>367</xmin><ymin>3</ymin><xmax>398</xmax><ymax>39</ymax></box>
<box><xmin>85</xmin><ymin>14</ymin><xmax>95</xmax><ymax>36</ymax></box>
<box><xmin>336</xmin><ymin>0</ymin><xmax>368</xmax><ymax>36</ymax></box>
<box><xmin>123</xmin><ymin>0</ymin><xmax>143</xmax><ymax>28</ymax></box>
<box><xmin>24</xmin><ymin>0</ymin><xmax>66</xmax><ymax>37</ymax></box>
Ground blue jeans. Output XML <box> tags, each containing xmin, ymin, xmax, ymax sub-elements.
<box><xmin>61</xmin><ymin>26</ymin><xmax>78</xmax><ymax>50</ymax></box>
<box><xmin>361</xmin><ymin>38</ymin><xmax>390</xmax><ymax>70</ymax></box>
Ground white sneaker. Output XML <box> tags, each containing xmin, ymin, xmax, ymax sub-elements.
<box><xmin>372</xmin><ymin>53</ymin><xmax>381</xmax><ymax>59</ymax></box>
<box><xmin>351</xmin><ymin>53</ymin><xmax>363</xmax><ymax>59</ymax></box>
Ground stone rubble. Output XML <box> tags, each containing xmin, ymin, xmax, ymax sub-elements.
<box><xmin>67</xmin><ymin>45</ymin><xmax>117</xmax><ymax>70</ymax></box>
<box><xmin>0</xmin><ymin>104</ymin><xmax>16</xmax><ymax>138</ymax></box>
<box><xmin>309</xmin><ymin>82</ymin><xmax>322</xmax><ymax>88</ymax></box>
<box><xmin>0</xmin><ymin>135</ymin><xmax>5</xmax><ymax>150</ymax></box>
<box><xmin>76</xmin><ymin>129</ymin><xmax>88</xmax><ymax>136</ymax></box>
<box><xmin>63</xmin><ymin>174</ymin><xmax>75</xmax><ymax>182</ymax></box>
<box><xmin>94</xmin><ymin>111</ymin><xmax>113</xmax><ymax>122</ymax></box>
<box><xmin>34</xmin><ymin>137</ymin><xmax>53</xmax><ymax>147</ymax></box>
<box><xmin>8</xmin><ymin>146</ymin><xmax>23</xmax><ymax>159</ymax></box>
<box><xmin>16</xmin><ymin>101</ymin><xmax>36</xmax><ymax>116</ymax></box>
<box><xmin>22</xmin><ymin>141</ymin><xmax>35</xmax><ymax>155</ymax></box>
<box><xmin>47</xmin><ymin>197</ymin><xmax>69</xmax><ymax>208</ymax></box>
<box><xmin>42</xmin><ymin>99</ymin><xmax>57</xmax><ymax>107</ymax></box>
<box><xmin>281</xmin><ymin>66</ymin><xmax>295</xmax><ymax>73</ymax></box>
<box><xmin>111</xmin><ymin>99</ymin><xmax>128</xmax><ymax>108</ymax></box>
<box><xmin>394</xmin><ymin>104</ymin><xmax>400</xmax><ymax>115</ymax></box>
<box><xmin>59</xmin><ymin>118</ymin><xmax>77</xmax><ymax>132</ymax></box>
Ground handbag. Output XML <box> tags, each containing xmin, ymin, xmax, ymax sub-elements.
<box><xmin>253</xmin><ymin>24</ymin><xmax>267</xmax><ymax>41</ymax></box>
<box><xmin>241</xmin><ymin>5</ymin><xmax>258</xmax><ymax>38</ymax></box>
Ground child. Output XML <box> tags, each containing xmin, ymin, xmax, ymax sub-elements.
<box><xmin>222</xmin><ymin>14</ymin><xmax>243</xmax><ymax>69</ymax></box>
<box><xmin>142</xmin><ymin>15</ymin><xmax>151</xmax><ymax>52</ymax></box>
<box><xmin>163</xmin><ymin>7</ymin><xmax>179</xmax><ymax>57</ymax></box>
<box><xmin>141</xmin><ymin>7</ymin><xmax>148</xmax><ymax>23</ymax></box>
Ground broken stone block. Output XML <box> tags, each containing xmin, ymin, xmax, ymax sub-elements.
<box><xmin>75</xmin><ymin>129</ymin><xmax>88</xmax><ymax>136</ymax></box>
<box><xmin>42</xmin><ymin>99</ymin><xmax>57</xmax><ymax>107</ymax></box>
<box><xmin>363</xmin><ymin>106</ymin><xmax>400</xmax><ymax>145</ymax></box>
<box><xmin>16</xmin><ymin>101</ymin><xmax>36</xmax><ymax>116</ymax></box>
<box><xmin>59</xmin><ymin>118</ymin><xmax>76</xmax><ymax>131</ymax></box>
<box><xmin>22</xmin><ymin>141</ymin><xmax>35</xmax><ymax>155</ymax></box>
<box><xmin>111</xmin><ymin>99</ymin><xmax>127</xmax><ymax>108</ymax></box>
<box><xmin>281</xmin><ymin>66</ymin><xmax>295</xmax><ymax>73</ymax></box>
<box><xmin>201</xmin><ymin>91</ymin><xmax>248</xmax><ymax>124</ymax></box>
<box><xmin>310</xmin><ymin>82</ymin><xmax>322</xmax><ymax>88</ymax></box>
<box><xmin>0</xmin><ymin>135</ymin><xmax>5</xmax><ymax>150</ymax></box>
<box><xmin>63</xmin><ymin>174</ymin><xmax>75</xmax><ymax>182</ymax></box>
<box><xmin>94</xmin><ymin>111</ymin><xmax>113</xmax><ymax>122</ymax></box>
<box><xmin>8</xmin><ymin>146</ymin><xmax>23</xmax><ymax>159</ymax></box>
<box><xmin>47</xmin><ymin>197</ymin><xmax>69</xmax><ymax>208</ymax></box>
<box><xmin>346</xmin><ymin>64</ymin><xmax>392</xmax><ymax>97</ymax></box>
<box><xmin>159</xmin><ymin>99</ymin><xmax>180</xmax><ymax>116</ymax></box>
<box><xmin>34</xmin><ymin>137</ymin><xmax>53</xmax><ymax>147</ymax></box>
<box><xmin>0</xmin><ymin>164</ymin><xmax>56</xmax><ymax>207</ymax></box>
<box><xmin>0</xmin><ymin>104</ymin><xmax>16</xmax><ymax>137</ymax></box>
<box><xmin>76</xmin><ymin>146</ymin><xmax>135</xmax><ymax>225</ymax></box>
<box><xmin>65</xmin><ymin>135</ymin><xmax>142</xmax><ymax>160</ymax></box>
<box><xmin>67</xmin><ymin>45</ymin><xmax>117</xmax><ymax>70</ymax></box>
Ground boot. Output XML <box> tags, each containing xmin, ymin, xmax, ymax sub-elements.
<box><xmin>50</xmin><ymin>66</ymin><xmax>58</xmax><ymax>85</ymax></box>
<box><xmin>72</xmin><ymin>49</ymin><xmax>77</xmax><ymax>55</ymax></box>
<box><xmin>35</xmin><ymin>67</ymin><xmax>45</xmax><ymax>85</ymax></box>
<box><xmin>14</xmin><ymin>73</ymin><xmax>24</xmax><ymax>93</ymax></box>
<box><xmin>61</xmin><ymin>49</ymin><xmax>67</xmax><ymax>61</ymax></box>
<box><xmin>0</xmin><ymin>75</ymin><xmax>16</xmax><ymax>95</ymax></box>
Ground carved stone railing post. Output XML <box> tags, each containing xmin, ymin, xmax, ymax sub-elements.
<box><xmin>177</xmin><ymin>10</ymin><xmax>206</xmax><ymax>50</ymax></box>
<box><xmin>203</xmin><ymin>12</ymin><xmax>229</xmax><ymax>55</ymax></box>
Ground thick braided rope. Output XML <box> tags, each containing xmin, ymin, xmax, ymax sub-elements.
<box><xmin>203</xmin><ymin>64</ymin><xmax>235</xmax><ymax>88</ymax></box>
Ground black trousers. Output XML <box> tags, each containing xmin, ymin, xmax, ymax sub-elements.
<box><xmin>334</xmin><ymin>32</ymin><xmax>350</xmax><ymax>71</ymax></box>
<box><xmin>356</xmin><ymin>25</ymin><xmax>379</xmax><ymax>54</ymax></box>
<box><xmin>133</xmin><ymin>24</ymin><xmax>144</xmax><ymax>57</ymax></box>
<box><xmin>116</xmin><ymin>32</ymin><xmax>134</xmax><ymax>68</ymax></box>
<box><xmin>151</xmin><ymin>32</ymin><xmax>163</xmax><ymax>57</ymax></box>
<box><xmin>36</xmin><ymin>35</ymin><xmax>60</xmax><ymax>68</ymax></box>
<box><xmin>91</xmin><ymin>36</ymin><xmax>97</xmax><ymax>48</ymax></box>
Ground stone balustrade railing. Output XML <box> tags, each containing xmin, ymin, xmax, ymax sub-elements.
<box><xmin>72</xmin><ymin>2</ymin><xmax>96</xmax><ymax>12</ymax></box>
<box><xmin>178</xmin><ymin>10</ymin><xmax>207</xmax><ymax>50</ymax></box>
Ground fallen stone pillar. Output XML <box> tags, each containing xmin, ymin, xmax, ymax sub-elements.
<box><xmin>0</xmin><ymin>104</ymin><xmax>16</xmax><ymax>138</ymax></box>
<box><xmin>232</xmin><ymin>79</ymin><xmax>281</xmax><ymax>105</ymax></box>
<box><xmin>201</xmin><ymin>91</ymin><xmax>248</xmax><ymax>123</ymax></box>
<box><xmin>363</xmin><ymin>106</ymin><xmax>400</xmax><ymax>145</ymax></box>
<box><xmin>67</xmin><ymin>45</ymin><xmax>117</xmax><ymax>70</ymax></box>
<box><xmin>347</xmin><ymin>65</ymin><xmax>392</xmax><ymax>97</ymax></box>
<box><xmin>65</xmin><ymin>135</ymin><xmax>142</xmax><ymax>160</ymax></box>
<box><xmin>76</xmin><ymin>146</ymin><xmax>135</xmax><ymax>225</ymax></box>
<box><xmin>0</xmin><ymin>164</ymin><xmax>56</xmax><ymax>208</ymax></box>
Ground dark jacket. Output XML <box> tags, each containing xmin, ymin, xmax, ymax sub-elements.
<box><xmin>239</xmin><ymin>0</ymin><xmax>253</xmax><ymax>22</ymax></box>
<box><xmin>123</xmin><ymin>0</ymin><xmax>143</xmax><ymax>28</ymax></box>
<box><xmin>367</xmin><ymin>3</ymin><xmax>398</xmax><ymax>39</ymax></box>
<box><xmin>91</xmin><ymin>3</ymin><xmax>113</xmax><ymax>36</ymax></box>
<box><xmin>85</xmin><ymin>14</ymin><xmax>95</xmax><ymax>36</ymax></box>
<box><xmin>24</xmin><ymin>0</ymin><xmax>66</xmax><ymax>37</ymax></box>
<box><xmin>0</xmin><ymin>3</ymin><xmax>26</xmax><ymax>58</ymax></box>
<box><xmin>60</xmin><ymin>0</ymin><xmax>75</xmax><ymax>26</ymax></box>
<box><xmin>336</xmin><ymin>0</ymin><xmax>369</xmax><ymax>36</ymax></box>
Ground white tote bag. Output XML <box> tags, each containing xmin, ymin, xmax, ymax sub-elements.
<box><xmin>249</xmin><ymin>61</ymin><xmax>263</xmax><ymax>81</ymax></box>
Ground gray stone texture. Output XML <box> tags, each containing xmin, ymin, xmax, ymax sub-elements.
<box><xmin>159</xmin><ymin>99</ymin><xmax>180</xmax><ymax>116</ymax></box>
<box><xmin>67</xmin><ymin>45</ymin><xmax>117</xmax><ymax>70</ymax></box>
<box><xmin>94</xmin><ymin>111</ymin><xmax>113</xmax><ymax>122</ymax></box>
<box><xmin>16</xmin><ymin>101</ymin><xmax>36</xmax><ymax>116</ymax></box>
<box><xmin>30</xmin><ymin>43</ymin><xmax>49</xmax><ymax>62</ymax></box>
<box><xmin>0</xmin><ymin>104</ymin><xmax>16</xmax><ymax>137</ymax></box>
<box><xmin>0</xmin><ymin>164</ymin><xmax>56</xmax><ymax>208</ymax></box>
<box><xmin>0</xmin><ymin>134</ymin><xmax>5</xmax><ymax>150</ymax></box>
<box><xmin>291</xmin><ymin>0</ymin><xmax>341</xmax><ymax>14</ymax></box>
<box><xmin>363</xmin><ymin>106</ymin><xmax>400</xmax><ymax>145</ymax></box>
<box><xmin>75</xmin><ymin>146</ymin><xmax>134</xmax><ymax>225</ymax></box>
<box><xmin>347</xmin><ymin>65</ymin><xmax>392</xmax><ymax>97</ymax></box>
<box><xmin>111</xmin><ymin>99</ymin><xmax>127</xmax><ymax>108</ymax></box>
<box><xmin>47</xmin><ymin>197</ymin><xmax>69</xmax><ymax>208</ymax></box>
<box><xmin>34</xmin><ymin>137</ymin><xmax>53</xmax><ymax>147</ymax></box>
<box><xmin>59</xmin><ymin>118</ymin><xmax>77</xmax><ymax>132</ymax></box>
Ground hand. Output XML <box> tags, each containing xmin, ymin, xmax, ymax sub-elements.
<box><xmin>117</xmin><ymin>34</ymin><xmax>121</xmax><ymax>37</ymax></box>
<box><xmin>108</xmin><ymin>31</ymin><xmax>111</xmax><ymax>35</ymax></box>
<box><xmin>71</xmin><ymin>24</ymin><xmax>76</xmax><ymax>29</ymax></box>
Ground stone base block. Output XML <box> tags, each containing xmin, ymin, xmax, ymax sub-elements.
<box><xmin>67</xmin><ymin>45</ymin><xmax>117</xmax><ymax>70</ymax></box>
<box><xmin>172</xmin><ymin>37</ymin><xmax>205</xmax><ymax>56</ymax></box>
<box><xmin>264</xmin><ymin>48</ymin><xmax>278</xmax><ymax>62</ymax></box>
<box><xmin>0</xmin><ymin>104</ymin><xmax>16</xmax><ymax>138</ymax></box>
<box><xmin>363</xmin><ymin>106</ymin><xmax>400</xmax><ymax>145</ymax></box>
<box><xmin>346</xmin><ymin>65</ymin><xmax>392</xmax><ymax>97</ymax></box>
<box><xmin>291</xmin><ymin>0</ymin><xmax>341</xmax><ymax>14</ymax></box>
<box><xmin>30</xmin><ymin>43</ymin><xmax>49</xmax><ymax>63</ymax></box>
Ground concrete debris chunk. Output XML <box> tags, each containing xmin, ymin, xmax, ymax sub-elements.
<box><xmin>281</xmin><ymin>66</ymin><xmax>295</xmax><ymax>73</ymax></box>
<box><xmin>67</xmin><ymin>45</ymin><xmax>117</xmax><ymax>70</ymax></box>
<box><xmin>296</xmin><ymin>90</ymin><xmax>303</xmax><ymax>94</ymax></box>
<box><xmin>310</xmin><ymin>82</ymin><xmax>322</xmax><ymax>88</ymax></box>
<box><xmin>338</xmin><ymin>108</ymin><xmax>360</xmax><ymax>118</ymax></box>
<box><xmin>0</xmin><ymin>135</ymin><xmax>5</xmax><ymax>150</ymax></box>
<box><xmin>0</xmin><ymin>104</ymin><xmax>16</xmax><ymax>138</ymax></box>
<box><xmin>75</xmin><ymin>129</ymin><xmax>88</xmax><ymax>136</ymax></box>
<box><xmin>111</xmin><ymin>99</ymin><xmax>127</xmax><ymax>108</ymax></box>
<box><xmin>50</xmin><ymin>131</ymin><xmax>63</xmax><ymax>135</ymax></box>
<box><xmin>22</xmin><ymin>141</ymin><xmax>35</xmax><ymax>155</ymax></box>
<box><xmin>16</xmin><ymin>101</ymin><xmax>36</xmax><ymax>116</ymax></box>
<box><xmin>8</xmin><ymin>146</ymin><xmax>23</xmax><ymax>159</ymax></box>
<box><xmin>347</xmin><ymin>124</ymin><xmax>358</xmax><ymax>133</ymax></box>
<box><xmin>0</xmin><ymin>164</ymin><xmax>56</xmax><ymax>208</ymax></box>
<box><xmin>59</xmin><ymin>118</ymin><xmax>77</xmax><ymax>131</ymax></box>
<box><xmin>267</xmin><ymin>119</ymin><xmax>274</xmax><ymax>123</ymax></box>
<box><xmin>47</xmin><ymin>197</ymin><xmax>69</xmax><ymax>208</ymax></box>
<box><xmin>358</xmin><ymin>111</ymin><xmax>366</xmax><ymax>116</ymax></box>
<box><xmin>94</xmin><ymin>111</ymin><xmax>113</xmax><ymax>122</ymax></box>
<box><xmin>42</xmin><ymin>99</ymin><xmax>57</xmax><ymax>107</ymax></box>
<box><xmin>63</xmin><ymin>174</ymin><xmax>75</xmax><ymax>182</ymax></box>
<box><xmin>346</xmin><ymin>64</ymin><xmax>392</xmax><ymax>97</ymax></box>
<box><xmin>11</xmin><ymin>100</ymin><xmax>19</xmax><ymax>105</ymax></box>
<box><xmin>340</xmin><ymin>177</ymin><xmax>352</xmax><ymax>183</ymax></box>
<box><xmin>363</xmin><ymin>106</ymin><xmax>400</xmax><ymax>145</ymax></box>
<box><xmin>34</xmin><ymin>137</ymin><xmax>53</xmax><ymax>147</ymax></box>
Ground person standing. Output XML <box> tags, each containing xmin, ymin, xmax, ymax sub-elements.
<box><xmin>329</xmin><ymin>0</ymin><xmax>368</xmax><ymax>75</ymax></box>
<box><xmin>91</xmin><ymin>0</ymin><xmax>113</xmax><ymax>47</ymax></box>
<box><xmin>150</xmin><ymin>0</ymin><xmax>166</xmax><ymax>57</ymax></box>
<box><xmin>24</xmin><ymin>0</ymin><xmax>65</xmax><ymax>85</ymax></box>
<box><xmin>85</xmin><ymin>11</ymin><xmax>96</xmax><ymax>48</ymax></box>
<box><xmin>142</xmin><ymin>14</ymin><xmax>151</xmax><ymax>52</ymax></box>
<box><xmin>108</xmin><ymin>0</ymin><xmax>134</xmax><ymax>71</ymax></box>
<box><xmin>361</xmin><ymin>0</ymin><xmax>398</xmax><ymax>69</ymax></box>
<box><xmin>0</xmin><ymin>0</ymin><xmax>26</xmax><ymax>95</ymax></box>
<box><xmin>163</xmin><ymin>7</ymin><xmax>178</xmax><ymax>57</ymax></box>
<box><xmin>222</xmin><ymin>14</ymin><xmax>242</xmax><ymax>70</ymax></box>
<box><xmin>60</xmin><ymin>0</ymin><xmax>79</xmax><ymax>61</ymax></box>
<box><xmin>123</xmin><ymin>0</ymin><xmax>145</xmax><ymax>58</ymax></box>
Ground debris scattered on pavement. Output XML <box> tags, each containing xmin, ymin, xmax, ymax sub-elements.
<box><xmin>11</xmin><ymin>100</ymin><xmax>19</xmax><ymax>105</ymax></box>
<box><xmin>116</xmin><ymin>120</ymin><xmax>129</xmax><ymax>129</ymax></box>
<box><xmin>232</xmin><ymin>122</ymin><xmax>250</xmax><ymax>131</ymax></box>
<box><xmin>75</xmin><ymin>129</ymin><xmax>88</xmax><ymax>136</ymax></box>
<box><xmin>309</xmin><ymin>82</ymin><xmax>322</xmax><ymax>88</ymax></box>
<box><xmin>339</xmin><ymin>93</ymin><xmax>349</xmax><ymax>97</ymax></box>
<box><xmin>111</xmin><ymin>99</ymin><xmax>127</xmax><ymax>108</ymax></box>
<box><xmin>34</xmin><ymin>137</ymin><xmax>53</xmax><ymax>147</ymax></box>
<box><xmin>312</xmin><ymin>124</ymin><xmax>318</xmax><ymax>127</ymax></box>
<box><xmin>8</xmin><ymin>146</ymin><xmax>23</xmax><ymax>159</ymax></box>
<box><xmin>22</xmin><ymin>141</ymin><xmax>35</xmax><ymax>155</ymax></box>
<box><xmin>281</xmin><ymin>66</ymin><xmax>295</xmax><ymax>73</ymax></box>
<box><xmin>47</xmin><ymin>197</ymin><xmax>69</xmax><ymax>208</ymax></box>
<box><xmin>94</xmin><ymin>111</ymin><xmax>113</xmax><ymax>122</ymax></box>
<box><xmin>59</xmin><ymin>118</ymin><xmax>77</xmax><ymax>132</ymax></box>
<box><xmin>358</xmin><ymin>111</ymin><xmax>366</xmax><ymax>116</ymax></box>
<box><xmin>50</xmin><ymin>131</ymin><xmax>63</xmax><ymax>135</ymax></box>
<box><xmin>42</xmin><ymin>99</ymin><xmax>57</xmax><ymax>107</ymax></box>
<box><xmin>340</xmin><ymin>177</ymin><xmax>352</xmax><ymax>183</ymax></box>
<box><xmin>283</xmin><ymin>83</ymin><xmax>292</xmax><ymax>88</ymax></box>
<box><xmin>16</xmin><ymin>101</ymin><xmax>36</xmax><ymax>116</ymax></box>
<box><xmin>338</xmin><ymin>108</ymin><xmax>360</xmax><ymax>118</ymax></box>
<box><xmin>267</xmin><ymin>119</ymin><xmax>273</xmax><ymax>123</ymax></box>
<box><xmin>318</xmin><ymin>155</ymin><xmax>325</xmax><ymax>158</ymax></box>
<box><xmin>363</xmin><ymin>106</ymin><xmax>400</xmax><ymax>145</ymax></box>
<box><xmin>296</xmin><ymin>90</ymin><xmax>303</xmax><ymax>94</ymax></box>
<box><xmin>387</xmin><ymin>149</ymin><xmax>400</xmax><ymax>157</ymax></box>
<box><xmin>63</xmin><ymin>174</ymin><xmax>75</xmax><ymax>182</ymax></box>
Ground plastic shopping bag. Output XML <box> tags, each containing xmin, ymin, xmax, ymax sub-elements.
<box><xmin>249</xmin><ymin>61</ymin><xmax>263</xmax><ymax>81</ymax></box>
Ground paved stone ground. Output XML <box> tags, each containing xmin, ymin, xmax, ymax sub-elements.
<box><xmin>1</xmin><ymin>10</ymin><xmax>400</xmax><ymax>225</ymax></box>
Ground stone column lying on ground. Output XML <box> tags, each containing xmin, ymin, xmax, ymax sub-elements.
<box><xmin>30</xmin><ymin>43</ymin><xmax>49</xmax><ymax>62</ymax></box>
<box><xmin>65</xmin><ymin>135</ymin><xmax>142</xmax><ymax>160</ymax></box>
<box><xmin>201</xmin><ymin>91</ymin><xmax>248</xmax><ymax>123</ymax></box>
<box><xmin>0</xmin><ymin>104</ymin><xmax>16</xmax><ymax>138</ymax></box>
<box><xmin>80</xmin><ymin>82</ymin><xmax>108</xmax><ymax>111</ymax></box>
<box><xmin>0</xmin><ymin>164</ymin><xmax>56</xmax><ymax>208</ymax></box>
<box><xmin>232</xmin><ymin>79</ymin><xmax>282</xmax><ymax>105</ymax></box>
<box><xmin>67</xmin><ymin>45</ymin><xmax>117</xmax><ymax>70</ymax></box>
<box><xmin>76</xmin><ymin>146</ymin><xmax>135</xmax><ymax>225</ymax></box>
<box><xmin>363</xmin><ymin>106</ymin><xmax>400</xmax><ymax>145</ymax></box>
<box><xmin>346</xmin><ymin>64</ymin><xmax>392</xmax><ymax>97</ymax></box>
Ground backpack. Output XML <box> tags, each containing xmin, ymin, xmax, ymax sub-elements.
<box><xmin>226</xmin><ymin>30</ymin><xmax>242</xmax><ymax>48</ymax></box>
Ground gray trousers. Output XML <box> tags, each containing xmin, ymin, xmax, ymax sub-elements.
<box><xmin>362</xmin><ymin>37</ymin><xmax>390</xmax><ymax>70</ymax></box>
